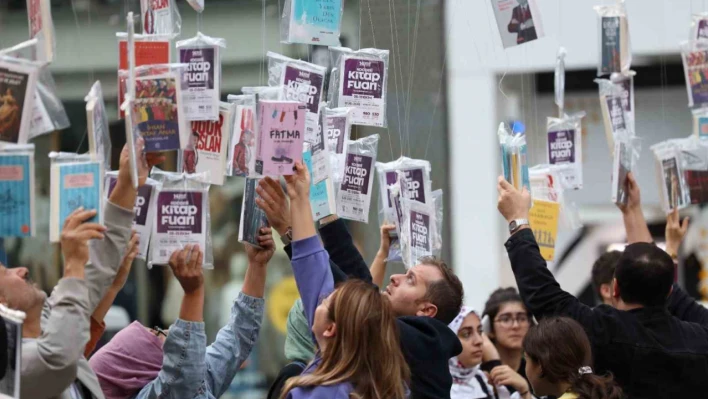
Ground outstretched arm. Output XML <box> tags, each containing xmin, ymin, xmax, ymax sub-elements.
<box><xmin>370</xmin><ymin>224</ymin><xmax>396</xmax><ymax>287</ymax></box>
<box><xmin>618</xmin><ymin>173</ymin><xmax>653</xmax><ymax>244</ymax></box>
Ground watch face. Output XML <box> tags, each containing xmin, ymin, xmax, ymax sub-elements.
<box><xmin>509</xmin><ymin>221</ymin><xmax>518</xmax><ymax>231</ymax></box>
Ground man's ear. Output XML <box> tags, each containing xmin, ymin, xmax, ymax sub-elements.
<box><xmin>612</xmin><ymin>279</ymin><xmax>621</xmax><ymax>299</ymax></box>
<box><xmin>600</xmin><ymin>284</ymin><xmax>613</xmax><ymax>301</ymax></box>
<box><xmin>323</xmin><ymin>322</ymin><xmax>337</xmax><ymax>339</ymax></box>
<box><xmin>416</xmin><ymin>302</ymin><xmax>438</xmax><ymax>319</ymax></box>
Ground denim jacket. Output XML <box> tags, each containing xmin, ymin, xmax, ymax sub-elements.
<box><xmin>134</xmin><ymin>292</ymin><xmax>264</xmax><ymax>399</ymax></box>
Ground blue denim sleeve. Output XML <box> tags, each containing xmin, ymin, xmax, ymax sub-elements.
<box><xmin>203</xmin><ymin>292</ymin><xmax>265</xmax><ymax>397</ymax></box>
<box><xmin>134</xmin><ymin>319</ymin><xmax>207</xmax><ymax>399</ymax></box>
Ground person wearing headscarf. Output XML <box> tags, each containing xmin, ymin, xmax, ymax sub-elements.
<box><xmin>449</xmin><ymin>307</ymin><xmax>530</xmax><ymax>399</ymax></box>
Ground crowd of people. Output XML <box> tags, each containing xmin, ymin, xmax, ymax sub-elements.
<box><xmin>1</xmin><ymin>143</ymin><xmax>708</xmax><ymax>399</ymax></box>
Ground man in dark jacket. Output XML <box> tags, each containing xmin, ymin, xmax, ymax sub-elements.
<box><xmin>496</xmin><ymin>176</ymin><xmax>708</xmax><ymax>398</ymax></box>
<box><xmin>256</xmin><ymin>177</ymin><xmax>463</xmax><ymax>399</ymax></box>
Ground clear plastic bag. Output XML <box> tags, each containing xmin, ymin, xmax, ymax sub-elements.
<box><xmin>681</xmin><ymin>40</ymin><xmax>708</xmax><ymax>108</ymax></box>
<box><xmin>303</xmin><ymin>143</ymin><xmax>337</xmax><ymax>221</ymax></box>
<box><xmin>596</xmin><ymin>71</ymin><xmax>636</xmax><ymax>154</ymax></box>
<box><xmin>399</xmin><ymin>194</ymin><xmax>442</xmax><ymax>269</ymax></box>
<box><xmin>328</xmin><ymin>47</ymin><xmax>390</xmax><ymax>128</ymax></box>
<box><xmin>651</xmin><ymin>141</ymin><xmax>691</xmax><ymax>213</ymax></box>
<box><xmin>49</xmin><ymin>152</ymin><xmax>104</xmax><ymax>243</ymax></box>
<box><xmin>336</xmin><ymin>134</ymin><xmax>380</xmax><ymax>223</ymax></box>
<box><xmin>254</xmin><ymin>100</ymin><xmax>307</xmax><ymax>176</ymax></box>
<box><xmin>691</xmin><ymin>13</ymin><xmax>708</xmax><ymax>42</ymax></box>
<box><xmin>546</xmin><ymin>112</ymin><xmax>586</xmax><ymax>190</ymax></box>
<box><xmin>431</xmin><ymin>189</ymin><xmax>444</xmax><ymax>259</ymax></box>
<box><xmin>27</xmin><ymin>0</ymin><xmax>56</xmax><ymax>62</ymax></box>
<box><xmin>674</xmin><ymin>136</ymin><xmax>708</xmax><ymax>206</ymax></box>
<box><xmin>140</xmin><ymin>0</ymin><xmax>182</xmax><ymax>37</ymax></box>
<box><xmin>611</xmin><ymin>129</ymin><xmax>640</xmax><ymax>206</ymax></box>
<box><xmin>385</xmin><ymin>170</ymin><xmax>407</xmax><ymax>262</ymax></box>
<box><xmin>242</xmin><ymin>86</ymin><xmax>282</xmax><ymax>101</ymax></box>
<box><xmin>594</xmin><ymin>1</ymin><xmax>631</xmax><ymax>76</ymax></box>
<box><xmin>104</xmin><ymin>171</ymin><xmax>160</xmax><ymax>260</ymax></box>
<box><xmin>693</xmin><ymin>107</ymin><xmax>708</xmax><ymax>140</ymax></box>
<box><xmin>323</xmin><ymin>106</ymin><xmax>353</xmax><ymax>184</ymax></box>
<box><xmin>178</xmin><ymin>102</ymin><xmax>235</xmax><ymax>185</ymax></box>
<box><xmin>0</xmin><ymin>143</ymin><xmax>36</xmax><ymax>237</ymax></box>
<box><xmin>555</xmin><ymin>47</ymin><xmax>566</xmax><ymax>116</ymax></box>
<box><xmin>177</xmin><ymin>32</ymin><xmax>226</xmax><ymax>121</ymax></box>
<box><xmin>187</xmin><ymin>0</ymin><xmax>205</xmax><ymax>12</ymax></box>
<box><xmin>239</xmin><ymin>177</ymin><xmax>270</xmax><ymax>247</ymax></box>
<box><xmin>529</xmin><ymin>164</ymin><xmax>582</xmax><ymax>230</ymax></box>
<box><xmin>226</xmin><ymin>94</ymin><xmax>258</xmax><ymax>177</ymax></box>
<box><xmin>375</xmin><ymin>156</ymin><xmax>432</xmax><ymax>230</ymax></box>
<box><xmin>498</xmin><ymin>123</ymin><xmax>530</xmax><ymax>191</ymax></box>
<box><xmin>0</xmin><ymin>55</ymin><xmax>42</xmax><ymax>144</ymax></box>
<box><xmin>281</xmin><ymin>0</ymin><xmax>344</xmax><ymax>46</ymax></box>
<box><xmin>85</xmin><ymin>81</ymin><xmax>112</xmax><ymax>172</ymax></box>
<box><xmin>267</xmin><ymin>52</ymin><xmax>327</xmax><ymax>140</ymax></box>
<box><xmin>119</xmin><ymin>63</ymin><xmax>191</xmax><ymax>153</ymax></box>
<box><xmin>148</xmin><ymin>167</ymin><xmax>213</xmax><ymax>269</ymax></box>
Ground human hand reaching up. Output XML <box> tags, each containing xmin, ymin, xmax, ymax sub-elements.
<box><xmin>665</xmin><ymin>207</ymin><xmax>689</xmax><ymax>259</ymax></box>
<box><xmin>617</xmin><ymin>172</ymin><xmax>641</xmax><ymax>214</ymax></box>
<box><xmin>245</xmin><ymin>227</ymin><xmax>276</xmax><ymax>267</ymax></box>
<box><xmin>169</xmin><ymin>245</ymin><xmax>204</xmax><ymax>322</ymax></box>
<box><xmin>256</xmin><ymin>177</ymin><xmax>291</xmax><ymax>237</ymax></box>
<box><xmin>283</xmin><ymin>161</ymin><xmax>311</xmax><ymax>202</ymax></box>
<box><xmin>285</xmin><ymin>161</ymin><xmax>316</xmax><ymax>241</ymax></box>
<box><xmin>112</xmin><ymin>138</ymin><xmax>166</xmax><ymax>211</ymax></box>
<box><xmin>112</xmin><ymin>231</ymin><xmax>139</xmax><ymax>291</ymax></box>
<box><xmin>496</xmin><ymin>176</ymin><xmax>532</xmax><ymax>224</ymax></box>
<box><xmin>61</xmin><ymin>208</ymin><xmax>107</xmax><ymax>279</ymax></box>
<box><xmin>377</xmin><ymin>224</ymin><xmax>396</xmax><ymax>258</ymax></box>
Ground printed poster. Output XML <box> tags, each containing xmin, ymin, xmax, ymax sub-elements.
<box><xmin>107</xmin><ymin>176</ymin><xmax>156</xmax><ymax>259</ymax></box>
<box><xmin>662</xmin><ymin>157</ymin><xmax>687</xmax><ymax>210</ymax></box>
<box><xmin>179</xmin><ymin>46</ymin><xmax>220</xmax><ymax>121</ymax></box>
<box><xmin>255</xmin><ymin>101</ymin><xmax>307</xmax><ymax>176</ymax></box>
<box><xmin>684</xmin><ymin>48</ymin><xmax>708</xmax><ymax>107</ymax></box>
<box><xmin>339</xmin><ymin>56</ymin><xmax>386</xmax><ymax>127</ymax></box>
<box><xmin>547</xmin><ymin>129</ymin><xmax>581</xmax><ymax>189</ymax></box>
<box><xmin>528</xmin><ymin>199</ymin><xmax>560</xmax><ymax>261</ymax></box>
<box><xmin>0</xmin><ymin>154</ymin><xmax>34</xmax><ymax>237</ymax></box>
<box><xmin>132</xmin><ymin>75</ymin><xmax>185</xmax><ymax>152</ymax></box>
<box><xmin>117</xmin><ymin>39</ymin><xmax>171</xmax><ymax>116</ymax></box>
<box><xmin>490</xmin><ymin>0</ymin><xmax>544</xmax><ymax>48</ymax></box>
<box><xmin>0</xmin><ymin>65</ymin><xmax>35</xmax><ymax>144</ymax></box>
<box><xmin>141</xmin><ymin>0</ymin><xmax>175</xmax><ymax>35</ymax></box>
<box><xmin>337</xmin><ymin>153</ymin><xmax>374</xmax><ymax>222</ymax></box>
<box><xmin>183</xmin><ymin>106</ymin><xmax>232</xmax><ymax>185</ymax></box>
<box><xmin>287</xmin><ymin>0</ymin><xmax>343</xmax><ymax>46</ymax></box>
<box><xmin>281</xmin><ymin>64</ymin><xmax>324</xmax><ymax>140</ymax></box>
<box><xmin>601</xmin><ymin>17</ymin><xmax>622</xmax><ymax>75</ymax></box>
<box><xmin>152</xmin><ymin>190</ymin><xmax>206</xmax><ymax>264</ymax></box>
<box><xmin>408</xmin><ymin>209</ymin><xmax>432</xmax><ymax>265</ymax></box>
<box><xmin>230</xmin><ymin>104</ymin><xmax>256</xmax><ymax>177</ymax></box>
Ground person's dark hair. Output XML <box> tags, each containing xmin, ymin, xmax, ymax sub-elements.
<box><xmin>483</xmin><ymin>287</ymin><xmax>530</xmax><ymax>333</ymax></box>
<box><xmin>591</xmin><ymin>251</ymin><xmax>621</xmax><ymax>300</ymax></box>
<box><xmin>614</xmin><ymin>243</ymin><xmax>674</xmax><ymax>307</ymax></box>
<box><xmin>418</xmin><ymin>257</ymin><xmax>464</xmax><ymax>325</ymax></box>
<box><xmin>524</xmin><ymin>317</ymin><xmax>623</xmax><ymax>399</ymax></box>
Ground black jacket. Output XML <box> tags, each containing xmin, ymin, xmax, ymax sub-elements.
<box><xmin>282</xmin><ymin>219</ymin><xmax>462</xmax><ymax>399</ymax></box>
<box><xmin>506</xmin><ymin>229</ymin><xmax>708</xmax><ymax>398</ymax></box>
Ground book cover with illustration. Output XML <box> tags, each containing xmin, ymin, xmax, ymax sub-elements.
<box><xmin>490</xmin><ymin>0</ymin><xmax>544</xmax><ymax>48</ymax></box>
<box><xmin>255</xmin><ymin>101</ymin><xmax>306</xmax><ymax>176</ymax></box>
<box><xmin>684</xmin><ymin>48</ymin><xmax>708</xmax><ymax>107</ymax></box>
<box><xmin>140</xmin><ymin>0</ymin><xmax>176</xmax><ymax>35</ymax></box>
<box><xmin>118</xmin><ymin>38</ymin><xmax>171</xmax><ymax>117</ymax></box>
<box><xmin>287</xmin><ymin>0</ymin><xmax>343</xmax><ymax>46</ymax></box>
<box><xmin>50</xmin><ymin>161</ymin><xmax>103</xmax><ymax>242</ymax></box>
<box><xmin>230</xmin><ymin>104</ymin><xmax>257</xmax><ymax>177</ymax></box>
<box><xmin>0</xmin><ymin>152</ymin><xmax>35</xmax><ymax>237</ymax></box>
<box><xmin>239</xmin><ymin>177</ymin><xmax>270</xmax><ymax>247</ymax></box>
<box><xmin>182</xmin><ymin>103</ymin><xmax>233</xmax><ymax>185</ymax></box>
<box><xmin>303</xmin><ymin>147</ymin><xmax>336</xmax><ymax>221</ymax></box>
<box><xmin>0</xmin><ymin>62</ymin><xmax>38</xmax><ymax>144</ymax></box>
<box><xmin>132</xmin><ymin>74</ymin><xmax>188</xmax><ymax>152</ymax></box>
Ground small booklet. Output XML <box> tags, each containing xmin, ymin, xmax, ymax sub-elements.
<box><xmin>490</xmin><ymin>0</ymin><xmax>544</xmax><ymax>48</ymax></box>
<box><xmin>132</xmin><ymin>73</ymin><xmax>188</xmax><ymax>152</ymax></box>
<box><xmin>254</xmin><ymin>101</ymin><xmax>307</xmax><ymax>176</ymax></box>
<box><xmin>182</xmin><ymin>102</ymin><xmax>234</xmax><ymax>185</ymax></box>
<box><xmin>0</xmin><ymin>60</ymin><xmax>39</xmax><ymax>144</ymax></box>
<box><xmin>284</xmin><ymin>0</ymin><xmax>343</xmax><ymax>46</ymax></box>
<box><xmin>229</xmin><ymin>101</ymin><xmax>257</xmax><ymax>177</ymax></box>
<box><xmin>0</xmin><ymin>147</ymin><xmax>35</xmax><ymax>237</ymax></box>
<box><xmin>151</xmin><ymin>188</ymin><xmax>206</xmax><ymax>264</ymax></box>
<box><xmin>528</xmin><ymin>199</ymin><xmax>560</xmax><ymax>261</ymax></box>
<box><xmin>611</xmin><ymin>140</ymin><xmax>630</xmax><ymax>206</ymax></box>
<box><xmin>50</xmin><ymin>158</ymin><xmax>103</xmax><ymax>243</ymax></box>
<box><xmin>303</xmin><ymin>146</ymin><xmax>336</xmax><ymax>221</ymax></box>
<box><xmin>117</xmin><ymin>37</ymin><xmax>171</xmax><ymax>117</ymax></box>
<box><xmin>599</xmin><ymin>16</ymin><xmax>629</xmax><ymax>75</ymax></box>
<box><xmin>238</xmin><ymin>177</ymin><xmax>270</xmax><ymax>248</ymax></box>
<box><xmin>179</xmin><ymin>44</ymin><xmax>221</xmax><ymax>121</ymax></box>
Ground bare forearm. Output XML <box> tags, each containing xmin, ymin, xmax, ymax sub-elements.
<box><xmin>370</xmin><ymin>252</ymin><xmax>387</xmax><ymax>287</ymax></box>
<box><xmin>92</xmin><ymin>286</ymin><xmax>120</xmax><ymax>323</ymax></box>
<box><xmin>109</xmin><ymin>179</ymin><xmax>137</xmax><ymax>211</ymax></box>
<box><xmin>179</xmin><ymin>288</ymin><xmax>205</xmax><ymax>322</ymax></box>
<box><xmin>242</xmin><ymin>262</ymin><xmax>267</xmax><ymax>298</ymax></box>
<box><xmin>291</xmin><ymin>198</ymin><xmax>317</xmax><ymax>241</ymax></box>
<box><xmin>623</xmin><ymin>208</ymin><xmax>652</xmax><ymax>244</ymax></box>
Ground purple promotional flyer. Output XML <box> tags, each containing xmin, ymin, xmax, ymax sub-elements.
<box><xmin>152</xmin><ymin>190</ymin><xmax>206</xmax><ymax>264</ymax></box>
<box><xmin>337</xmin><ymin>153</ymin><xmax>374</xmax><ymax>222</ymax></box>
<box><xmin>179</xmin><ymin>46</ymin><xmax>219</xmax><ymax>121</ymax></box>
<box><xmin>282</xmin><ymin>65</ymin><xmax>323</xmax><ymax>114</ymax></box>
<box><xmin>547</xmin><ymin>130</ymin><xmax>576</xmax><ymax>164</ymax></box>
<box><xmin>606</xmin><ymin>97</ymin><xmax>626</xmax><ymax>132</ymax></box>
<box><xmin>410</xmin><ymin>211</ymin><xmax>431</xmax><ymax>254</ymax></box>
<box><xmin>339</xmin><ymin>57</ymin><xmax>386</xmax><ymax>126</ymax></box>
<box><xmin>385</xmin><ymin>168</ymin><xmax>426</xmax><ymax>207</ymax></box>
<box><xmin>327</xmin><ymin>115</ymin><xmax>348</xmax><ymax>154</ymax></box>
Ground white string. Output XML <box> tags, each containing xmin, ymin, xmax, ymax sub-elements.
<box><xmin>388</xmin><ymin>0</ymin><xmax>405</xmax><ymax>158</ymax></box>
<box><xmin>403</xmin><ymin>0</ymin><xmax>422</xmax><ymax>156</ymax></box>
<box><xmin>260</xmin><ymin>0</ymin><xmax>266</xmax><ymax>86</ymax></box>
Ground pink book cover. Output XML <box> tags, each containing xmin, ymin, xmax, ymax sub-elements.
<box><xmin>255</xmin><ymin>101</ymin><xmax>307</xmax><ymax>176</ymax></box>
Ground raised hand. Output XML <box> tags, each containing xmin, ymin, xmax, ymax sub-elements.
<box><xmin>283</xmin><ymin>161</ymin><xmax>311</xmax><ymax>202</ymax></box>
<box><xmin>245</xmin><ymin>227</ymin><xmax>276</xmax><ymax>266</ymax></box>
<box><xmin>168</xmin><ymin>244</ymin><xmax>204</xmax><ymax>295</ymax></box>
<box><xmin>118</xmin><ymin>137</ymin><xmax>166</xmax><ymax>188</ymax></box>
<box><xmin>665</xmin><ymin>207</ymin><xmax>689</xmax><ymax>259</ymax></box>
<box><xmin>255</xmin><ymin>177</ymin><xmax>291</xmax><ymax>236</ymax></box>
<box><xmin>61</xmin><ymin>208</ymin><xmax>107</xmax><ymax>279</ymax></box>
<box><xmin>489</xmin><ymin>365</ymin><xmax>530</xmax><ymax>396</ymax></box>
<box><xmin>617</xmin><ymin>172</ymin><xmax>641</xmax><ymax>214</ymax></box>
<box><xmin>113</xmin><ymin>231</ymin><xmax>139</xmax><ymax>290</ymax></box>
<box><xmin>496</xmin><ymin>176</ymin><xmax>532</xmax><ymax>223</ymax></box>
<box><xmin>378</xmin><ymin>224</ymin><xmax>396</xmax><ymax>257</ymax></box>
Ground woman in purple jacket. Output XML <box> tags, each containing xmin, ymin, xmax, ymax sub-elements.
<box><xmin>279</xmin><ymin>162</ymin><xmax>410</xmax><ymax>399</ymax></box>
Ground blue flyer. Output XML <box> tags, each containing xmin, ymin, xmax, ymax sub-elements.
<box><xmin>287</xmin><ymin>0</ymin><xmax>343</xmax><ymax>46</ymax></box>
<box><xmin>50</xmin><ymin>160</ymin><xmax>103</xmax><ymax>242</ymax></box>
<box><xmin>0</xmin><ymin>153</ymin><xmax>34</xmax><ymax>237</ymax></box>
<box><xmin>303</xmin><ymin>148</ymin><xmax>335</xmax><ymax>220</ymax></box>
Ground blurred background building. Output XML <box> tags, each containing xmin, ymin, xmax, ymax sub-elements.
<box><xmin>1</xmin><ymin>0</ymin><xmax>708</xmax><ymax>396</ymax></box>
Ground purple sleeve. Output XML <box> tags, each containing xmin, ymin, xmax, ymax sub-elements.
<box><xmin>291</xmin><ymin>236</ymin><xmax>335</xmax><ymax>330</ymax></box>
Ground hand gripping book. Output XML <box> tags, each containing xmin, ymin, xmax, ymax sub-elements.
<box><xmin>239</xmin><ymin>177</ymin><xmax>270</xmax><ymax>248</ymax></box>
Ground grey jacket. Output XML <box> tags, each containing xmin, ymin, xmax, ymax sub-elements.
<box><xmin>21</xmin><ymin>202</ymin><xmax>134</xmax><ymax>399</ymax></box>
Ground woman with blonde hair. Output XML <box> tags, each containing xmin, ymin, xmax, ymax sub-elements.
<box><xmin>279</xmin><ymin>161</ymin><xmax>410</xmax><ymax>399</ymax></box>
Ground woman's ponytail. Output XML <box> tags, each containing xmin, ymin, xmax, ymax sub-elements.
<box><xmin>570</xmin><ymin>371</ymin><xmax>624</xmax><ymax>399</ymax></box>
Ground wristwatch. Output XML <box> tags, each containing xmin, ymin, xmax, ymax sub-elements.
<box><xmin>280</xmin><ymin>227</ymin><xmax>293</xmax><ymax>245</ymax></box>
<box><xmin>509</xmin><ymin>219</ymin><xmax>529</xmax><ymax>234</ymax></box>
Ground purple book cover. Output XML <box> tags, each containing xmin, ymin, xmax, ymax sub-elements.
<box><xmin>410</xmin><ymin>210</ymin><xmax>431</xmax><ymax>253</ymax></box>
<box><xmin>547</xmin><ymin>130</ymin><xmax>575</xmax><ymax>164</ymax></box>
<box><xmin>255</xmin><ymin>101</ymin><xmax>307</xmax><ymax>176</ymax></box>
<box><xmin>341</xmin><ymin>153</ymin><xmax>373</xmax><ymax>194</ymax></box>
<box><xmin>341</xmin><ymin>58</ymin><xmax>384</xmax><ymax>99</ymax></box>
<box><xmin>385</xmin><ymin>168</ymin><xmax>426</xmax><ymax>207</ymax></box>
<box><xmin>282</xmin><ymin>65</ymin><xmax>324</xmax><ymax>115</ymax></box>
<box><xmin>107</xmin><ymin>177</ymin><xmax>153</xmax><ymax>226</ymax></box>
<box><xmin>180</xmin><ymin>48</ymin><xmax>215</xmax><ymax>90</ymax></box>
<box><xmin>156</xmin><ymin>191</ymin><xmax>203</xmax><ymax>234</ymax></box>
